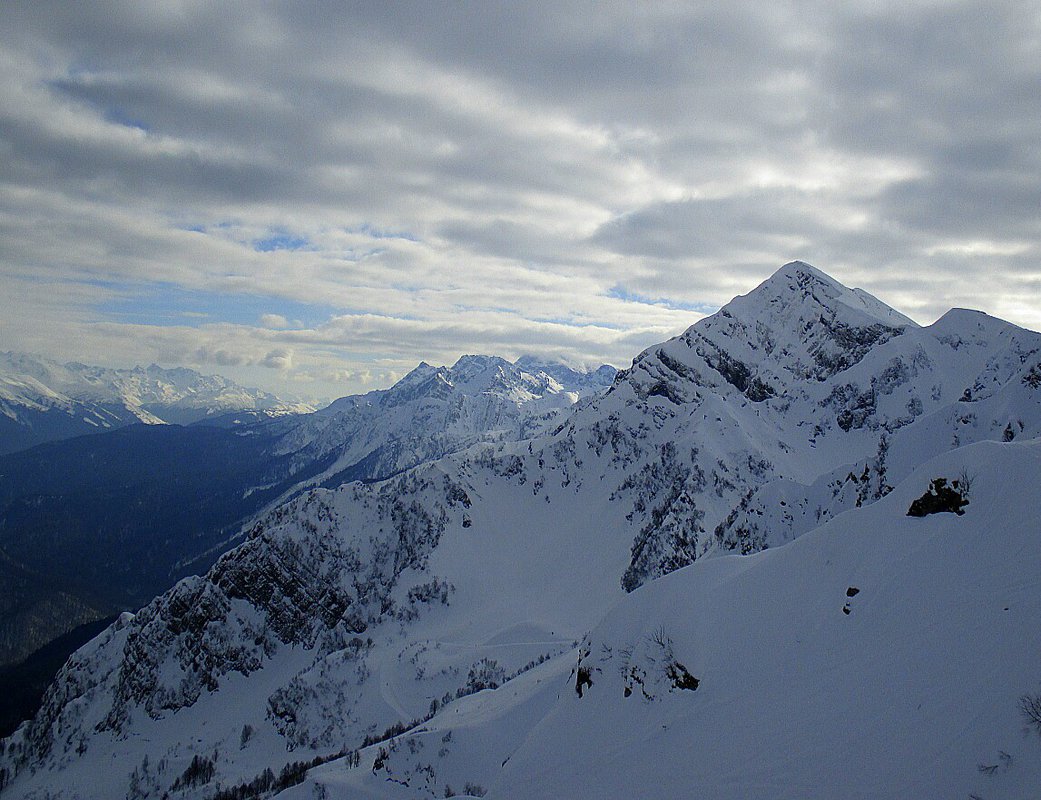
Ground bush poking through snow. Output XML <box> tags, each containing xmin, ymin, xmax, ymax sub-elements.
<box><xmin>615</xmin><ymin>628</ymin><xmax>700</xmax><ymax>699</ymax></box>
<box><xmin>906</xmin><ymin>477</ymin><xmax>969</xmax><ymax>517</ymax></box>
<box><xmin>1020</xmin><ymin>692</ymin><xmax>1041</xmax><ymax>734</ymax></box>
<box><xmin>372</xmin><ymin>747</ymin><xmax>389</xmax><ymax>773</ymax></box>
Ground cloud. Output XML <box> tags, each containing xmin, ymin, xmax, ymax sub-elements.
<box><xmin>194</xmin><ymin>346</ymin><xmax>245</xmax><ymax>367</ymax></box>
<box><xmin>259</xmin><ymin>313</ymin><xmax>289</xmax><ymax>329</ymax></box>
<box><xmin>1</xmin><ymin>1</ymin><xmax>1039</xmax><ymax>402</ymax></box>
<box><xmin>261</xmin><ymin>348</ymin><xmax>293</xmax><ymax>370</ymax></box>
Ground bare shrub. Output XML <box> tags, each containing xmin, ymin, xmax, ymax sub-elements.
<box><xmin>1020</xmin><ymin>692</ymin><xmax>1041</xmax><ymax>734</ymax></box>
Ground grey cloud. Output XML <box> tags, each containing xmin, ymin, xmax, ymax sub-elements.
<box><xmin>874</xmin><ymin>172</ymin><xmax>1041</xmax><ymax>241</ymax></box>
<box><xmin>810</xmin><ymin>3</ymin><xmax>1041</xmax><ymax>234</ymax></box>
<box><xmin>194</xmin><ymin>347</ymin><xmax>245</xmax><ymax>367</ymax></box>
<box><xmin>592</xmin><ymin>193</ymin><xmax>819</xmax><ymax>261</ymax></box>
<box><xmin>2</xmin><ymin>1</ymin><xmax>1040</xmax><ymax>399</ymax></box>
<box><xmin>815</xmin><ymin>3</ymin><xmax>1039</xmax><ymax>155</ymax></box>
<box><xmin>261</xmin><ymin>348</ymin><xmax>293</xmax><ymax>370</ymax></box>
<box><xmin>436</xmin><ymin>218</ymin><xmax>598</xmax><ymax>267</ymax></box>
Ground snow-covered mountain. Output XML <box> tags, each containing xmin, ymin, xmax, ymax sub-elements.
<box><xmin>0</xmin><ymin>354</ymin><xmax>311</xmax><ymax>455</ymax></box>
<box><xmin>3</xmin><ymin>262</ymin><xmax>1040</xmax><ymax>799</ymax></box>
<box><xmin>270</xmin><ymin>354</ymin><xmax>616</xmax><ymax>491</ymax></box>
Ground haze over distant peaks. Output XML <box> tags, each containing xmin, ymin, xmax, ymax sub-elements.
<box><xmin>0</xmin><ymin>354</ymin><xmax>313</xmax><ymax>455</ymax></box>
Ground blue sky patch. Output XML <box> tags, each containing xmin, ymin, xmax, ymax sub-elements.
<box><xmin>537</xmin><ymin>315</ymin><xmax>623</xmax><ymax>330</ymax></box>
<box><xmin>103</xmin><ymin>107</ymin><xmax>150</xmax><ymax>132</ymax></box>
<box><xmin>607</xmin><ymin>286</ymin><xmax>717</xmax><ymax>315</ymax></box>
<box><xmin>350</xmin><ymin>224</ymin><xmax>418</xmax><ymax>242</ymax></box>
<box><xmin>254</xmin><ymin>232</ymin><xmax>311</xmax><ymax>252</ymax></box>
<box><xmin>96</xmin><ymin>282</ymin><xmax>339</xmax><ymax>329</ymax></box>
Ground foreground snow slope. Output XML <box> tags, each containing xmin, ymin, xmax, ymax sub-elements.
<box><xmin>294</xmin><ymin>439</ymin><xmax>1041</xmax><ymax>800</ymax></box>
<box><xmin>493</xmin><ymin>439</ymin><xmax>1041</xmax><ymax>800</ymax></box>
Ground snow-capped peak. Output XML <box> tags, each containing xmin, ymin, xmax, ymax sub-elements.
<box><xmin>610</xmin><ymin>261</ymin><xmax>917</xmax><ymax>414</ymax></box>
<box><xmin>391</xmin><ymin>362</ymin><xmax>441</xmax><ymax>390</ymax></box>
<box><xmin>729</xmin><ymin>260</ymin><xmax>917</xmax><ymax>330</ymax></box>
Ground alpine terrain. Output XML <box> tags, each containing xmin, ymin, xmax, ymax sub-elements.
<box><xmin>2</xmin><ymin>262</ymin><xmax>1040</xmax><ymax>799</ymax></box>
<box><xmin>0</xmin><ymin>354</ymin><xmax>614</xmax><ymax>620</ymax></box>
<box><xmin>0</xmin><ymin>355</ymin><xmax>312</xmax><ymax>456</ymax></box>
<box><xmin>0</xmin><ymin>356</ymin><xmax>613</xmax><ymax>732</ymax></box>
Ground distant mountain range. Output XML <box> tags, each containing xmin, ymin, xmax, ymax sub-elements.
<box><xmin>3</xmin><ymin>263</ymin><xmax>1040</xmax><ymax>799</ymax></box>
<box><xmin>0</xmin><ymin>354</ymin><xmax>314</xmax><ymax>456</ymax></box>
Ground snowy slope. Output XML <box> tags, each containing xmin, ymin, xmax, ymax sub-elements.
<box><xmin>486</xmin><ymin>439</ymin><xmax>1041</xmax><ymax>800</ymax></box>
<box><xmin>0</xmin><ymin>354</ymin><xmax>309</xmax><ymax>455</ymax></box>
<box><xmin>2</xmin><ymin>263</ymin><xmax>1040</xmax><ymax>800</ymax></box>
<box><xmin>270</xmin><ymin>439</ymin><xmax>1041</xmax><ymax>800</ymax></box>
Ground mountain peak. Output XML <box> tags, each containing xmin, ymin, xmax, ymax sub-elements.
<box><xmin>775</xmin><ymin>259</ymin><xmax>833</xmax><ymax>282</ymax></box>
<box><xmin>733</xmin><ymin>261</ymin><xmax>917</xmax><ymax>330</ymax></box>
<box><xmin>617</xmin><ymin>262</ymin><xmax>921</xmax><ymax>403</ymax></box>
<box><xmin>396</xmin><ymin>361</ymin><xmax>439</xmax><ymax>383</ymax></box>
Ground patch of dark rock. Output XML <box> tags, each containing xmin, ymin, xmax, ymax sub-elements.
<box><xmin>907</xmin><ymin>478</ymin><xmax>969</xmax><ymax>517</ymax></box>
<box><xmin>575</xmin><ymin>665</ymin><xmax>593</xmax><ymax>697</ymax></box>
<box><xmin>665</xmin><ymin>660</ymin><xmax>699</xmax><ymax>691</ymax></box>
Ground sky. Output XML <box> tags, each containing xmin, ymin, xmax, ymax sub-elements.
<box><xmin>1</xmin><ymin>1</ymin><xmax>1039</xmax><ymax>402</ymax></box>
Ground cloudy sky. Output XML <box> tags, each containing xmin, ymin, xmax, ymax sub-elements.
<box><xmin>2</xmin><ymin>1</ymin><xmax>1039</xmax><ymax>401</ymax></box>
